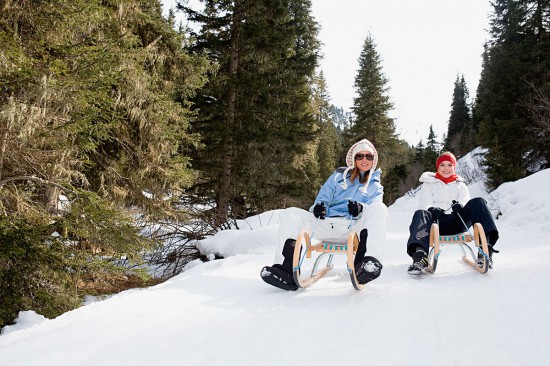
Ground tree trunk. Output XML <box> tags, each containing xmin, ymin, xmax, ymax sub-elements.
<box><xmin>0</xmin><ymin>125</ymin><xmax>8</xmax><ymax>181</ymax></box>
<box><xmin>215</xmin><ymin>0</ymin><xmax>242</xmax><ymax>227</ymax></box>
<box><xmin>41</xmin><ymin>186</ymin><xmax>60</xmax><ymax>215</ymax></box>
<box><xmin>0</xmin><ymin>97</ymin><xmax>14</xmax><ymax>180</ymax></box>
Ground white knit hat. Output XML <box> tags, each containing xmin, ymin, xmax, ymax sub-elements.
<box><xmin>341</xmin><ymin>138</ymin><xmax>378</xmax><ymax>192</ymax></box>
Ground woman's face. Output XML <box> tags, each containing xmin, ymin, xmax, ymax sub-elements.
<box><xmin>437</xmin><ymin>161</ymin><xmax>455</xmax><ymax>178</ymax></box>
<box><xmin>354</xmin><ymin>150</ymin><xmax>374</xmax><ymax>173</ymax></box>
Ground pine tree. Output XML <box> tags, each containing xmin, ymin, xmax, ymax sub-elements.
<box><xmin>472</xmin><ymin>44</ymin><xmax>490</xmax><ymax>137</ymax></box>
<box><xmin>181</xmin><ymin>0</ymin><xmax>320</xmax><ymax>224</ymax></box>
<box><xmin>444</xmin><ymin>75</ymin><xmax>474</xmax><ymax>156</ymax></box>
<box><xmin>474</xmin><ymin>0</ymin><xmax>550</xmax><ymax>188</ymax></box>
<box><xmin>414</xmin><ymin>140</ymin><xmax>426</xmax><ymax>164</ymax></box>
<box><xmin>425</xmin><ymin>125</ymin><xmax>440</xmax><ymax>170</ymax></box>
<box><xmin>523</xmin><ymin>79</ymin><xmax>550</xmax><ymax>163</ymax></box>
<box><xmin>382</xmin><ymin>139</ymin><xmax>411</xmax><ymax>204</ymax></box>
<box><xmin>342</xmin><ymin>34</ymin><xmax>409</xmax><ymax>204</ymax></box>
<box><xmin>344</xmin><ymin>34</ymin><xmax>403</xmax><ymax>172</ymax></box>
<box><xmin>329</xmin><ymin>105</ymin><xmax>349</xmax><ymax>133</ymax></box>
<box><xmin>0</xmin><ymin>0</ymin><xmax>211</xmax><ymax>326</ymax></box>
<box><xmin>313</xmin><ymin>71</ymin><xmax>341</xmax><ymax>181</ymax></box>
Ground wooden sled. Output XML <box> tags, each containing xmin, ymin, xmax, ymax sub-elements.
<box><xmin>292</xmin><ymin>230</ymin><xmax>365</xmax><ymax>291</ymax></box>
<box><xmin>428</xmin><ymin>222</ymin><xmax>491</xmax><ymax>274</ymax></box>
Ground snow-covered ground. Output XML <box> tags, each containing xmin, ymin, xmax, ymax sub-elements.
<box><xmin>1</xmin><ymin>158</ymin><xmax>550</xmax><ymax>366</ymax></box>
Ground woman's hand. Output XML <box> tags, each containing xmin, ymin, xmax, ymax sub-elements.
<box><xmin>348</xmin><ymin>201</ymin><xmax>363</xmax><ymax>217</ymax></box>
<box><xmin>428</xmin><ymin>207</ymin><xmax>444</xmax><ymax>221</ymax></box>
<box><xmin>313</xmin><ymin>202</ymin><xmax>326</xmax><ymax>219</ymax></box>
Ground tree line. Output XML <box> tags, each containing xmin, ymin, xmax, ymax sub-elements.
<box><xmin>0</xmin><ymin>0</ymin><xmax>548</xmax><ymax>328</ymax></box>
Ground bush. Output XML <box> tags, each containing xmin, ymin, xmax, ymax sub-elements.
<box><xmin>0</xmin><ymin>216</ymin><xmax>79</xmax><ymax>329</ymax></box>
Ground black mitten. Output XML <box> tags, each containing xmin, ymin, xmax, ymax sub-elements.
<box><xmin>451</xmin><ymin>200</ymin><xmax>463</xmax><ymax>216</ymax></box>
<box><xmin>347</xmin><ymin>200</ymin><xmax>363</xmax><ymax>217</ymax></box>
<box><xmin>313</xmin><ymin>202</ymin><xmax>326</xmax><ymax>219</ymax></box>
<box><xmin>427</xmin><ymin>207</ymin><xmax>444</xmax><ymax>221</ymax></box>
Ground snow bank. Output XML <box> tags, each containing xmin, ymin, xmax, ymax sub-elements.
<box><xmin>455</xmin><ymin>147</ymin><xmax>488</xmax><ymax>186</ymax></box>
<box><xmin>1</xmin><ymin>164</ymin><xmax>550</xmax><ymax>366</ymax></box>
<box><xmin>196</xmin><ymin>225</ymin><xmax>277</xmax><ymax>258</ymax></box>
<box><xmin>0</xmin><ymin>311</ymin><xmax>46</xmax><ymax>336</ymax></box>
<box><xmin>489</xmin><ymin>168</ymin><xmax>550</xmax><ymax>232</ymax></box>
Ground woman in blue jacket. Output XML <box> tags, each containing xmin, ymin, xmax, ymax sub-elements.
<box><xmin>261</xmin><ymin>139</ymin><xmax>388</xmax><ymax>291</ymax></box>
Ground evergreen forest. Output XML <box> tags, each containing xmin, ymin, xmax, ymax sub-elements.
<box><xmin>0</xmin><ymin>0</ymin><xmax>548</xmax><ymax>329</ymax></box>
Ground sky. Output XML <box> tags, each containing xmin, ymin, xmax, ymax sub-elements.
<box><xmin>2</xmin><ymin>151</ymin><xmax>550</xmax><ymax>365</ymax></box>
<box><xmin>161</xmin><ymin>1</ymin><xmax>493</xmax><ymax>145</ymax></box>
<box><xmin>311</xmin><ymin>0</ymin><xmax>493</xmax><ymax>145</ymax></box>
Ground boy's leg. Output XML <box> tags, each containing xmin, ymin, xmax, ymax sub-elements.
<box><xmin>406</xmin><ymin>209</ymin><xmax>433</xmax><ymax>274</ymax></box>
<box><xmin>406</xmin><ymin>209</ymin><xmax>432</xmax><ymax>256</ymax></box>
<box><xmin>462</xmin><ymin>197</ymin><xmax>499</xmax><ymax>246</ymax></box>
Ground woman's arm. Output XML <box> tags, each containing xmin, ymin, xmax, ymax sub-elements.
<box><xmin>363</xmin><ymin>181</ymin><xmax>384</xmax><ymax>206</ymax></box>
<box><xmin>313</xmin><ymin>171</ymin><xmax>338</xmax><ymax>206</ymax></box>
<box><xmin>418</xmin><ymin>183</ymin><xmax>433</xmax><ymax>210</ymax></box>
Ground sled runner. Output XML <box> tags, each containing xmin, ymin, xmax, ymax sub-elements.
<box><xmin>292</xmin><ymin>230</ymin><xmax>365</xmax><ymax>290</ymax></box>
<box><xmin>428</xmin><ymin>222</ymin><xmax>491</xmax><ymax>274</ymax></box>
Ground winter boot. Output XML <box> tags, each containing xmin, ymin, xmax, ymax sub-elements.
<box><xmin>476</xmin><ymin>244</ymin><xmax>498</xmax><ymax>269</ymax></box>
<box><xmin>355</xmin><ymin>256</ymin><xmax>382</xmax><ymax>284</ymax></box>
<box><xmin>407</xmin><ymin>247</ymin><xmax>429</xmax><ymax>275</ymax></box>
<box><xmin>260</xmin><ymin>264</ymin><xmax>298</xmax><ymax>291</ymax></box>
<box><xmin>260</xmin><ymin>238</ymin><xmax>299</xmax><ymax>291</ymax></box>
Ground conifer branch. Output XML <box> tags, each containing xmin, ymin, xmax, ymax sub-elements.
<box><xmin>0</xmin><ymin>175</ymin><xmax>67</xmax><ymax>190</ymax></box>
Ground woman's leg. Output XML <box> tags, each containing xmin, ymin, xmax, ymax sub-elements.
<box><xmin>351</xmin><ymin>201</ymin><xmax>388</xmax><ymax>261</ymax></box>
<box><xmin>261</xmin><ymin>207</ymin><xmax>314</xmax><ymax>291</ymax></box>
<box><xmin>273</xmin><ymin>207</ymin><xmax>314</xmax><ymax>265</ymax></box>
<box><xmin>350</xmin><ymin>202</ymin><xmax>387</xmax><ymax>283</ymax></box>
<box><xmin>273</xmin><ymin>209</ymin><xmax>350</xmax><ymax>269</ymax></box>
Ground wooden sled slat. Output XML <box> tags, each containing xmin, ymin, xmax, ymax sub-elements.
<box><xmin>346</xmin><ymin>232</ymin><xmax>364</xmax><ymax>290</ymax></box>
<box><xmin>471</xmin><ymin>223</ymin><xmax>490</xmax><ymax>274</ymax></box>
<box><xmin>439</xmin><ymin>234</ymin><xmax>473</xmax><ymax>243</ymax></box>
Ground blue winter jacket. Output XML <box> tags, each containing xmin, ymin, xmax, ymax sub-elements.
<box><xmin>310</xmin><ymin>167</ymin><xmax>384</xmax><ymax>218</ymax></box>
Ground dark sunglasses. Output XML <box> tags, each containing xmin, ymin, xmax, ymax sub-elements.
<box><xmin>355</xmin><ymin>153</ymin><xmax>374</xmax><ymax>161</ymax></box>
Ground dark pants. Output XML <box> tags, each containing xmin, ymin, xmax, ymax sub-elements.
<box><xmin>406</xmin><ymin>197</ymin><xmax>499</xmax><ymax>256</ymax></box>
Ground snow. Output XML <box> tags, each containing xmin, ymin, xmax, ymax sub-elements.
<box><xmin>197</xmin><ymin>210</ymin><xmax>283</xmax><ymax>258</ymax></box>
<box><xmin>0</xmin><ymin>312</ymin><xmax>46</xmax><ymax>336</ymax></box>
<box><xmin>490</xmin><ymin>169</ymin><xmax>550</xmax><ymax>231</ymax></box>
<box><xmin>1</xmin><ymin>160</ymin><xmax>550</xmax><ymax>365</ymax></box>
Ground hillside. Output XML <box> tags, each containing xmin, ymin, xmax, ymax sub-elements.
<box><xmin>1</xmin><ymin>167</ymin><xmax>549</xmax><ymax>366</ymax></box>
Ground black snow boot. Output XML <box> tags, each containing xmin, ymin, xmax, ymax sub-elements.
<box><xmin>476</xmin><ymin>244</ymin><xmax>498</xmax><ymax>269</ymax></box>
<box><xmin>355</xmin><ymin>256</ymin><xmax>382</xmax><ymax>284</ymax></box>
<box><xmin>260</xmin><ymin>264</ymin><xmax>298</xmax><ymax>291</ymax></box>
<box><xmin>407</xmin><ymin>247</ymin><xmax>429</xmax><ymax>275</ymax></box>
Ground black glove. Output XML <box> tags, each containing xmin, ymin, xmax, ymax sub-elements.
<box><xmin>348</xmin><ymin>200</ymin><xmax>363</xmax><ymax>217</ymax></box>
<box><xmin>451</xmin><ymin>200</ymin><xmax>463</xmax><ymax>216</ymax></box>
<box><xmin>313</xmin><ymin>202</ymin><xmax>326</xmax><ymax>219</ymax></box>
<box><xmin>427</xmin><ymin>207</ymin><xmax>444</xmax><ymax>221</ymax></box>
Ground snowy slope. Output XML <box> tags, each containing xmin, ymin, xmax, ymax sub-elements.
<box><xmin>1</xmin><ymin>169</ymin><xmax>550</xmax><ymax>365</ymax></box>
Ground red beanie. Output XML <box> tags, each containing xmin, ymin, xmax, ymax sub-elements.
<box><xmin>436</xmin><ymin>152</ymin><xmax>457</xmax><ymax>169</ymax></box>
